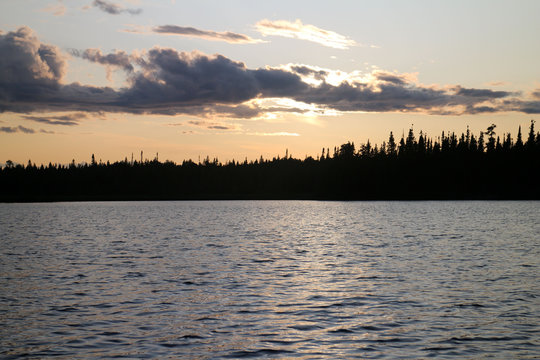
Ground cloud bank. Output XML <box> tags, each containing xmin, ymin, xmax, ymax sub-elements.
<box><xmin>256</xmin><ymin>19</ymin><xmax>356</xmax><ymax>50</ymax></box>
<box><xmin>152</xmin><ymin>25</ymin><xmax>263</xmax><ymax>44</ymax></box>
<box><xmin>1</xmin><ymin>27</ymin><xmax>538</xmax><ymax>120</ymax></box>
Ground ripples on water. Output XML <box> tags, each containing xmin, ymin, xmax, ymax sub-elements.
<box><xmin>0</xmin><ymin>201</ymin><xmax>538</xmax><ymax>359</ymax></box>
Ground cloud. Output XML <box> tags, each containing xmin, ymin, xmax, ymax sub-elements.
<box><xmin>92</xmin><ymin>0</ymin><xmax>142</xmax><ymax>15</ymax></box>
<box><xmin>187</xmin><ymin>120</ymin><xmax>239</xmax><ymax>130</ymax></box>
<box><xmin>373</xmin><ymin>71</ymin><xmax>410</xmax><ymax>86</ymax></box>
<box><xmin>0</xmin><ymin>26</ymin><xmax>68</xmax><ymax>113</ymax></box>
<box><xmin>0</xmin><ymin>125</ymin><xmax>35</xmax><ymax>134</ymax></box>
<box><xmin>71</xmin><ymin>49</ymin><xmax>133</xmax><ymax>72</ymax></box>
<box><xmin>487</xmin><ymin>81</ymin><xmax>508</xmax><ymax>87</ymax></box>
<box><xmin>250</xmin><ymin>97</ymin><xmax>337</xmax><ymax>117</ymax></box>
<box><xmin>1</xmin><ymin>27</ymin><xmax>539</xmax><ymax>119</ymax></box>
<box><xmin>289</xmin><ymin>65</ymin><xmax>328</xmax><ymax>81</ymax></box>
<box><xmin>454</xmin><ymin>86</ymin><xmax>512</xmax><ymax>99</ymax></box>
<box><xmin>0</xmin><ymin>125</ymin><xmax>57</xmax><ymax>134</ymax></box>
<box><xmin>256</xmin><ymin>19</ymin><xmax>356</xmax><ymax>50</ymax></box>
<box><xmin>41</xmin><ymin>129</ymin><xmax>57</xmax><ymax>134</ymax></box>
<box><xmin>0</xmin><ymin>27</ymin><xmax>66</xmax><ymax>83</ymax></box>
<box><xmin>41</xmin><ymin>1</ymin><xmax>67</xmax><ymax>16</ymax></box>
<box><xmin>120</xmin><ymin>24</ymin><xmax>148</xmax><ymax>34</ymax></box>
<box><xmin>152</xmin><ymin>25</ymin><xmax>264</xmax><ymax>44</ymax></box>
<box><xmin>0</xmin><ymin>126</ymin><xmax>18</xmax><ymax>133</ymax></box>
<box><xmin>520</xmin><ymin>102</ymin><xmax>540</xmax><ymax>114</ymax></box>
<box><xmin>502</xmin><ymin>99</ymin><xmax>540</xmax><ymax>114</ymax></box>
<box><xmin>70</xmin><ymin>48</ymin><xmax>133</xmax><ymax>80</ymax></box>
<box><xmin>21</xmin><ymin>113</ymin><xmax>88</xmax><ymax>126</ymax></box>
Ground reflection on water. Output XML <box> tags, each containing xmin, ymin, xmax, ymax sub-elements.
<box><xmin>0</xmin><ymin>201</ymin><xmax>538</xmax><ymax>359</ymax></box>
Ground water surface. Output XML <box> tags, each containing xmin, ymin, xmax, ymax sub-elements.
<box><xmin>0</xmin><ymin>201</ymin><xmax>538</xmax><ymax>358</ymax></box>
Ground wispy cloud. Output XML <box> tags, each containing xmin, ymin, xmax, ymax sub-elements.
<box><xmin>21</xmin><ymin>113</ymin><xmax>88</xmax><ymax>126</ymax></box>
<box><xmin>92</xmin><ymin>0</ymin><xmax>142</xmax><ymax>15</ymax></box>
<box><xmin>0</xmin><ymin>126</ymin><xmax>31</xmax><ymax>133</ymax></box>
<box><xmin>256</xmin><ymin>19</ymin><xmax>356</xmax><ymax>50</ymax></box>
<box><xmin>487</xmin><ymin>81</ymin><xmax>509</xmax><ymax>87</ymax></box>
<box><xmin>121</xmin><ymin>24</ymin><xmax>148</xmax><ymax>34</ymax></box>
<box><xmin>71</xmin><ymin>49</ymin><xmax>133</xmax><ymax>71</ymax></box>
<box><xmin>152</xmin><ymin>25</ymin><xmax>264</xmax><ymax>44</ymax></box>
<box><xmin>0</xmin><ymin>125</ymin><xmax>54</xmax><ymax>134</ymax></box>
<box><xmin>70</xmin><ymin>48</ymin><xmax>133</xmax><ymax>80</ymax></box>
<box><xmin>41</xmin><ymin>1</ymin><xmax>66</xmax><ymax>16</ymax></box>
<box><xmin>187</xmin><ymin>120</ymin><xmax>240</xmax><ymax>130</ymax></box>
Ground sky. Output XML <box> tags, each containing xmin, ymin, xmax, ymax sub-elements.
<box><xmin>1</xmin><ymin>0</ymin><xmax>539</xmax><ymax>165</ymax></box>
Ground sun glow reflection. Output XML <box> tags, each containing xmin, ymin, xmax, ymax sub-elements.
<box><xmin>250</xmin><ymin>98</ymin><xmax>340</xmax><ymax>118</ymax></box>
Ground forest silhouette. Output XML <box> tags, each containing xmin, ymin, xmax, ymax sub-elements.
<box><xmin>1</xmin><ymin>121</ymin><xmax>539</xmax><ymax>201</ymax></box>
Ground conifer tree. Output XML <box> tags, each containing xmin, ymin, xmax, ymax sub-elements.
<box><xmin>486</xmin><ymin>124</ymin><xmax>496</xmax><ymax>152</ymax></box>
<box><xmin>387</xmin><ymin>132</ymin><xmax>397</xmax><ymax>156</ymax></box>
<box><xmin>526</xmin><ymin>120</ymin><xmax>536</xmax><ymax>148</ymax></box>
<box><xmin>515</xmin><ymin>125</ymin><xmax>524</xmax><ymax>150</ymax></box>
<box><xmin>478</xmin><ymin>132</ymin><xmax>485</xmax><ymax>152</ymax></box>
<box><xmin>503</xmin><ymin>133</ymin><xmax>512</xmax><ymax>151</ymax></box>
<box><xmin>398</xmin><ymin>135</ymin><xmax>406</xmax><ymax>156</ymax></box>
<box><xmin>469</xmin><ymin>134</ymin><xmax>478</xmax><ymax>152</ymax></box>
<box><xmin>405</xmin><ymin>128</ymin><xmax>416</xmax><ymax>153</ymax></box>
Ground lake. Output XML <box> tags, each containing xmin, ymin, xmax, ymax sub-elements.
<box><xmin>0</xmin><ymin>201</ymin><xmax>538</xmax><ymax>359</ymax></box>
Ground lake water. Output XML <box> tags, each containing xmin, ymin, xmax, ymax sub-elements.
<box><xmin>0</xmin><ymin>201</ymin><xmax>538</xmax><ymax>359</ymax></box>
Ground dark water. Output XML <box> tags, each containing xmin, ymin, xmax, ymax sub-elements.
<box><xmin>0</xmin><ymin>201</ymin><xmax>538</xmax><ymax>359</ymax></box>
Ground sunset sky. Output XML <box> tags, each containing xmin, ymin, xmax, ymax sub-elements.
<box><xmin>1</xmin><ymin>0</ymin><xmax>539</xmax><ymax>165</ymax></box>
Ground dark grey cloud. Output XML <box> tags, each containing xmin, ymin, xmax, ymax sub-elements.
<box><xmin>504</xmin><ymin>99</ymin><xmax>540</xmax><ymax>114</ymax></box>
<box><xmin>153</xmin><ymin>25</ymin><xmax>262</xmax><ymax>44</ymax></box>
<box><xmin>0</xmin><ymin>27</ymin><xmax>65</xmax><ymax>84</ymax></box>
<box><xmin>208</xmin><ymin>125</ymin><xmax>231</xmax><ymax>130</ymax></box>
<box><xmin>286</xmin><ymin>80</ymin><xmax>454</xmax><ymax>113</ymax></box>
<box><xmin>0</xmin><ymin>126</ymin><xmax>18</xmax><ymax>133</ymax></box>
<box><xmin>0</xmin><ymin>125</ymin><xmax>35</xmax><ymax>133</ymax></box>
<box><xmin>521</xmin><ymin>102</ymin><xmax>540</xmax><ymax>114</ymax></box>
<box><xmin>21</xmin><ymin>113</ymin><xmax>88</xmax><ymax>126</ymax></box>
<box><xmin>465</xmin><ymin>105</ymin><xmax>499</xmax><ymax>114</ymax></box>
<box><xmin>1</xmin><ymin>27</ymin><xmax>538</xmax><ymax>118</ymax></box>
<box><xmin>0</xmin><ymin>125</ymin><xmax>57</xmax><ymax>134</ymax></box>
<box><xmin>374</xmin><ymin>72</ymin><xmax>408</xmax><ymax>85</ymax></box>
<box><xmin>290</xmin><ymin>65</ymin><xmax>328</xmax><ymax>80</ymax></box>
<box><xmin>71</xmin><ymin>49</ymin><xmax>133</xmax><ymax>72</ymax></box>
<box><xmin>92</xmin><ymin>0</ymin><xmax>141</xmax><ymax>15</ymax></box>
<box><xmin>0</xmin><ymin>27</ymin><xmax>68</xmax><ymax>113</ymax></box>
<box><xmin>454</xmin><ymin>86</ymin><xmax>512</xmax><ymax>99</ymax></box>
<box><xmin>187</xmin><ymin>120</ymin><xmax>237</xmax><ymax>130</ymax></box>
<box><xmin>181</xmin><ymin>104</ymin><xmax>263</xmax><ymax>119</ymax></box>
<box><xmin>40</xmin><ymin>129</ymin><xmax>57</xmax><ymax>134</ymax></box>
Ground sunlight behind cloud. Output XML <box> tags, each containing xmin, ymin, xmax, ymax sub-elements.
<box><xmin>249</xmin><ymin>98</ymin><xmax>339</xmax><ymax>118</ymax></box>
<box><xmin>256</xmin><ymin>19</ymin><xmax>356</xmax><ymax>50</ymax></box>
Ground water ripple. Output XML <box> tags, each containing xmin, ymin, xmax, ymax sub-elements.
<box><xmin>0</xmin><ymin>200</ymin><xmax>538</xmax><ymax>359</ymax></box>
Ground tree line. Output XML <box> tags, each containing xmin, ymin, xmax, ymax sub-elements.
<box><xmin>1</xmin><ymin>121</ymin><xmax>539</xmax><ymax>201</ymax></box>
